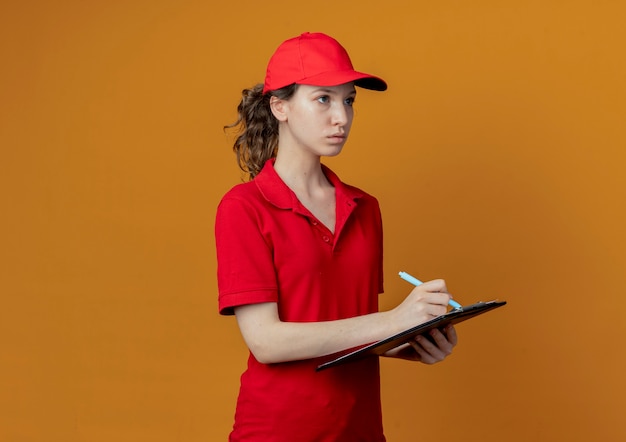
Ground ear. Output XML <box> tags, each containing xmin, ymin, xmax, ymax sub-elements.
<box><xmin>269</xmin><ymin>96</ymin><xmax>288</xmax><ymax>122</ymax></box>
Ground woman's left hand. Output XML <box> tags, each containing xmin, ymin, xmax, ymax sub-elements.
<box><xmin>383</xmin><ymin>325</ymin><xmax>458</xmax><ymax>364</ymax></box>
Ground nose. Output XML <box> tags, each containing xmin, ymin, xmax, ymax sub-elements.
<box><xmin>331</xmin><ymin>102</ymin><xmax>349</xmax><ymax>126</ymax></box>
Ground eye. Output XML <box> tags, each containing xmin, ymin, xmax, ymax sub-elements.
<box><xmin>317</xmin><ymin>95</ymin><xmax>330</xmax><ymax>104</ymax></box>
<box><xmin>344</xmin><ymin>96</ymin><xmax>356</xmax><ymax>106</ymax></box>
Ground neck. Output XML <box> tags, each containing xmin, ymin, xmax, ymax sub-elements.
<box><xmin>273</xmin><ymin>150</ymin><xmax>330</xmax><ymax>197</ymax></box>
<box><xmin>273</xmin><ymin>149</ymin><xmax>337</xmax><ymax>234</ymax></box>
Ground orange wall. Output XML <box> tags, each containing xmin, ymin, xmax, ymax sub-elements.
<box><xmin>1</xmin><ymin>1</ymin><xmax>625</xmax><ymax>441</ymax></box>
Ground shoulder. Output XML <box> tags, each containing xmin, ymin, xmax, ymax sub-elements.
<box><xmin>220</xmin><ymin>180</ymin><xmax>256</xmax><ymax>199</ymax></box>
<box><xmin>215</xmin><ymin>181</ymin><xmax>266</xmax><ymax>225</ymax></box>
<box><xmin>323</xmin><ymin>164</ymin><xmax>380</xmax><ymax>208</ymax></box>
<box><xmin>346</xmin><ymin>182</ymin><xmax>379</xmax><ymax>203</ymax></box>
<box><xmin>341</xmin><ymin>181</ymin><xmax>382</xmax><ymax>215</ymax></box>
<box><xmin>217</xmin><ymin>180</ymin><xmax>263</xmax><ymax>207</ymax></box>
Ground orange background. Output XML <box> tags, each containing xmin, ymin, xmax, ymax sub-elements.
<box><xmin>1</xmin><ymin>1</ymin><xmax>625</xmax><ymax>441</ymax></box>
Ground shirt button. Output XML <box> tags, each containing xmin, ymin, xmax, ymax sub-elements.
<box><xmin>322</xmin><ymin>235</ymin><xmax>330</xmax><ymax>242</ymax></box>
<box><xmin>311</xmin><ymin>221</ymin><xmax>318</xmax><ymax>226</ymax></box>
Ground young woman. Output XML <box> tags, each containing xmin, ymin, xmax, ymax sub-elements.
<box><xmin>216</xmin><ymin>32</ymin><xmax>458</xmax><ymax>441</ymax></box>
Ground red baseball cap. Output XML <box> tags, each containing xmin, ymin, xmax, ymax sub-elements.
<box><xmin>262</xmin><ymin>32</ymin><xmax>388</xmax><ymax>94</ymax></box>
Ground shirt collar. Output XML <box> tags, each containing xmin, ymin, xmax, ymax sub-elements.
<box><xmin>254</xmin><ymin>158</ymin><xmax>364</xmax><ymax>210</ymax></box>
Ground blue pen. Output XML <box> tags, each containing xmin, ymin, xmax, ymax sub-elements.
<box><xmin>398</xmin><ymin>271</ymin><xmax>462</xmax><ymax>310</ymax></box>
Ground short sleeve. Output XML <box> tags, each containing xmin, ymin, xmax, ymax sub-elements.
<box><xmin>215</xmin><ymin>195</ymin><xmax>279</xmax><ymax>315</ymax></box>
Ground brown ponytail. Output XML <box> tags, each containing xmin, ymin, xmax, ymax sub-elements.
<box><xmin>224</xmin><ymin>83</ymin><xmax>297</xmax><ymax>179</ymax></box>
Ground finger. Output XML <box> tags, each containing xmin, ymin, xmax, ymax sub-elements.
<box><xmin>406</xmin><ymin>341</ymin><xmax>423</xmax><ymax>362</ymax></box>
<box><xmin>443</xmin><ymin>324</ymin><xmax>458</xmax><ymax>346</ymax></box>
<box><xmin>412</xmin><ymin>289</ymin><xmax>451</xmax><ymax>307</ymax></box>
<box><xmin>409</xmin><ymin>340</ymin><xmax>437</xmax><ymax>364</ymax></box>
<box><xmin>391</xmin><ymin>342</ymin><xmax>421</xmax><ymax>361</ymax></box>
<box><xmin>427</xmin><ymin>329</ymin><xmax>454</xmax><ymax>356</ymax></box>
<box><xmin>414</xmin><ymin>335</ymin><xmax>446</xmax><ymax>364</ymax></box>
<box><xmin>420</xmin><ymin>279</ymin><xmax>448</xmax><ymax>294</ymax></box>
<box><xmin>424</xmin><ymin>303</ymin><xmax>448</xmax><ymax>318</ymax></box>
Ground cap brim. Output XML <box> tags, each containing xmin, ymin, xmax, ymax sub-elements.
<box><xmin>295</xmin><ymin>70</ymin><xmax>388</xmax><ymax>91</ymax></box>
<box><xmin>353</xmin><ymin>76</ymin><xmax>388</xmax><ymax>91</ymax></box>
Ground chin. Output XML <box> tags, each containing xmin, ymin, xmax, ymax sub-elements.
<box><xmin>319</xmin><ymin>142</ymin><xmax>346</xmax><ymax>157</ymax></box>
<box><xmin>322</xmin><ymin>147</ymin><xmax>344</xmax><ymax>158</ymax></box>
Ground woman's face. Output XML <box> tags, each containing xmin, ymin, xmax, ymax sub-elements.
<box><xmin>277</xmin><ymin>83</ymin><xmax>356</xmax><ymax>158</ymax></box>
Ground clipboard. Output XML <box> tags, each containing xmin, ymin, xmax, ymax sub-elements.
<box><xmin>316</xmin><ymin>300</ymin><xmax>506</xmax><ymax>371</ymax></box>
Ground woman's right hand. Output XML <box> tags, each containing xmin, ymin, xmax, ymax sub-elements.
<box><xmin>391</xmin><ymin>279</ymin><xmax>452</xmax><ymax>332</ymax></box>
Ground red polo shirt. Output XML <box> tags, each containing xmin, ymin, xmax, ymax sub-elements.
<box><xmin>216</xmin><ymin>159</ymin><xmax>385</xmax><ymax>441</ymax></box>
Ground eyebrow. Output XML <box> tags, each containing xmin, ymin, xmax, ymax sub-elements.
<box><xmin>312</xmin><ymin>87</ymin><xmax>357</xmax><ymax>96</ymax></box>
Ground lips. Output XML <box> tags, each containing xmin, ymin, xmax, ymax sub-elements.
<box><xmin>328</xmin><ymin>133</ymin><xmax>346</xmax><ymax>140</ymax></box>
<box><xmin>327</xmin><ymin>135</ymin><xmax>346</xmax><ymax>145</ymax></box>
